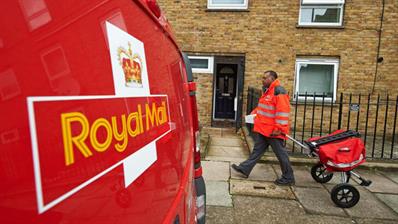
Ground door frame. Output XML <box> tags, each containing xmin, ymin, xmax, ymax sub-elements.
<box><xmin>211</xmin><ymin>55</ymin><xmax>245</xmax><ymax>127</ymax></box>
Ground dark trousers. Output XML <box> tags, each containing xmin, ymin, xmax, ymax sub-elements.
<box><xmin>239</xmin><ymin>133</ymin><xmax>294</xmax><ymax>181</ymax></box>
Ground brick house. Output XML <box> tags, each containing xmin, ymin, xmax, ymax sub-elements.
<box><xmin>159</xmin><ymin>0</ymin><xmax>398</xmax><ymax>129</ymax></box>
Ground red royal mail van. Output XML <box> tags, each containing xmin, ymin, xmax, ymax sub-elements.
<box><xmin>0</xmin><ymin>0</ymin><xmax>206</xmax><ymax>223</ymax></box>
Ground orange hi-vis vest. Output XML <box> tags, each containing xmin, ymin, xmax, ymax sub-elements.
<box><xmin>252</xmin><ymin>79</ymin><xmax>290</xmax><ymax>139</ymax></box>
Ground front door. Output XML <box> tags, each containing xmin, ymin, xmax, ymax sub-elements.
<box><xmin>214</xmin><ymin>63</ymin><xmax>237</xmax><ymax>119</ymax></box>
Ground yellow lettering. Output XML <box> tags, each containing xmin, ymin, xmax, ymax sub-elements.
<box><xmin>146</xmin><ymin>102</ymin><xmax>158</xmax><ymax>130</ymax></box>
<box><xmin>157</xmin><ymin>101</ymin><xmax>168</xmax><ymax>125</ymax></box>
<box><xmin>138</xmin><ymin>104</ymin><xmax>144</xmax><ymax>134</ymax></box>
<box><xmin>127</xmin><ymin>111</ymin><xmax>141</xmax><ymax>137</ymax></box>
<box><xmin>112</xmin><ymin>115</ymin><xmax>128</xmax><ymax>152</ymax></box>
<box><xmin>60</xmin><ymin>100</ymin><xmax>167</xmax><ymax>165</ymax></box>
<box><xmin>61</xmin><ymin>112</ymin><xmax>92</xmax><ymax>166</ymax></box>
<box><xmin>90</xmin><ymin>118</ymin><xmax>112</xmax><ymax>152</ymax></box>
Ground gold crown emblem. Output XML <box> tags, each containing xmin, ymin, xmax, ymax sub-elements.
<box><xmin>117</xmin><ymin>42</ymin><xmax>143</xmax><ymax>87</ymax></box>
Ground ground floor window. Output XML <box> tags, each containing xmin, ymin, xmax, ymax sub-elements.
<box><xmin>295</xmin><ymin>58</ymin><xmax>339</xmax><ymax>102</ymax></box>
<box><xmin>188</xmin><ymin>56</ymin><xmax>214</xmax><ymax>73</ymax></box>
<box><xmin>207</xmin><ymin>0</ymin><xmax>248</xmax><ymax>10</ymax></box>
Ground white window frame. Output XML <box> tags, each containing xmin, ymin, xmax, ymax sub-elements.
<box><xmin>188</xmin><ymin>56</ymin><xmax>214</xmax><ymax>74</ymax></box>
<box><xmin>298</xmin><ymin>2</ymin><xmax>344</xmax><ymax>27</ymax></box>
<box><xmin>294</xmin><ymin>58</ymin><xmax>339</xmax><ymax>102</ymax></box>
<box><xmin>207</xmin><ymin>0</ymin><xmax>248</xmax><ymax>10</ymax></box>
<box><xmin>302</xmin><ymin>0</ymin><xmax>345</xmax><ymax>4</ymax></box>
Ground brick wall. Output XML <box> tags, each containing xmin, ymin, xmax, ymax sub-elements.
<box><xmin>159</xmin><ymin>0</ymin><xmax>398</xmax><ymax>127</ymax></box>
<box><xmin>193</xmin><ymin>73</ymin><xmax>213</xmax><ymax>126</ymax></box>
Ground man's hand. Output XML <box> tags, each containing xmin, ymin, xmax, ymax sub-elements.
<box><xmin>271</xmin><ymin>129</ymin><xmax>282</xmax><ymax>136</ymax></box>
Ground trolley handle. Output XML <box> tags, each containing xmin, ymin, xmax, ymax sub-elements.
<box><xmin>271</xmin><ymin>133</ymin><xmax>314</xmax><ymax>156</ymax></box>
<box><xmin>284</xmin><ymin>134</ymin><xmax>311</xmax><ymax>151</ymax></box>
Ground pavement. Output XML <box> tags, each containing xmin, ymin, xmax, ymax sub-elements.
<box><xmin>201</xmin><ymin>127</ymin><xmax>398</xmax><ymax>224</ymax></box>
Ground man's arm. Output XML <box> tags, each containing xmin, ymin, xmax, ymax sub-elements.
<box><xmin>273</xmin><ymin>86</ymin><xmax>290</xmax><ymax>135</ymax></box>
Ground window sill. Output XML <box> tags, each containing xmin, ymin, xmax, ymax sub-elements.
<box><xmin>291</xmin><ymin>100</ymin><xmax>339</xmax><ymax>106</ymax></box>
<box><xmin>205</xmin><ymin>9</ymin><xmax>250</xmax><ymax>12</ymax></box>
<box><xmin>296</xmin><ymin>24</ymin><xmax>345</xmax><ymax>29</ymax></box>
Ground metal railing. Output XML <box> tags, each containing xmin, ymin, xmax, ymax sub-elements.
<box><xmin>246</xmin><ymin>86</ymin><xmax>398</xmax><ymax>160</ymax></box>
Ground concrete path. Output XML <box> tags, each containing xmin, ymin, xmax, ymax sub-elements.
<box><xmin>201</xmin><ymin>127</ymin><xmax>398</xmax><ymax>224</ymax></box>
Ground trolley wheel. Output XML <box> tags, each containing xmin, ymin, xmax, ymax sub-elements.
<box><xmin>331</xmin><ymin>183</ymin><xmax>360</xmax><ymax>208</ymax></box>
<box><xmin>311</xmin><ymin>163</ymin><xmax>333</xmax><ymax>183</ymax></box>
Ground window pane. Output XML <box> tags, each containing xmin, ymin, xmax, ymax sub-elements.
<box><xmin>300</xmin><ymin>8</ymin><xmax>313</xmax><ymax>23</ymax></box>
<box><xmin>190</xmin><ymin>59</ymin><xmax>209</xmax><ymax>69</ymax></box>
<box><xmin>313</xmin><ymin>8</ymin><xmax>340</xmax><ymax>23</ymax></box>
<box><xmin>212</xmin><ymin>0</ymin><xmax>244</xmax><ymax>4</ymax></box>
<box><xmin>302</xmin><ymin>0</ymin><xmax>345</xmax><ymax>4</ymax></box>
<box><xmin>298</xmin><ymin>64</ymin><xmax>334</xmax><ymax>97</ymax></box>
<box><xmin>218</xmin><ymin>77</ymin><xmax>224</xmax><ymax>93</ymax></box>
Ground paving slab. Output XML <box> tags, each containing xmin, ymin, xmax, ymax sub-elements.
<box><xmin>275</xmin><ymin>165</ymin><xmax>354</xmax><ymax>188</ymax></box>
<box><xmin>230</xmin><ymin>179</ymin><xmax>295</xmax><ymax>199</ymax></box>
<box><xmin>231</xmin><ymin>163</ymin><xmax>277</xmax><ymax>182</ymax></box>
<box><xmin>203</xmin><ymin>156</ymin><xmax>243</xmax><ymax>163</ymax></box>
<box><xmin>201</xmin><ymin>127</ymin><xmax>222</xmax><ymax>136</ymax></box>
<box><xmin>292</xmin><ymin>165</ymin><xmax>324</xmax><ymax>188</ymax></box>
<box><xmin>221</xmin><ymin>128</ymin><xmax>238</xmax><ymax>135</ymax></box>
<box><xmin>210</xmin><ymin>136</ymin><xmax>243</xmax><ymax>147</ymax></box>
<box><xmin>207</xmin><ymin>146</ymin><xmax>248</xmax><ymax>158</ymax></box>
<box><xmin>232</xmin><ymin>195</ymin><xmax>305</xmax><ymax>222</ymax></box>
<box><xmin>271</xmin><ymin>164</ymin><xmax>282</xmax><ymax>177</ymax></box>
<box><xmin>354</xmin><ymin>218</ymin><xmax>398</xmax><ymax>224</ymax></box>
<box><xmin>323</xmin><ymin>187</ymin><xmax>398</xmax><ymax>220</ymax></box>
<box><xmin>352</xmin><ymin>170</ymin><xmax>398</xmax><ymax>194</ymax></box>
<box><xmin>375</xmin><ymin>193</ymin><xmax>398</xmax><ymax>215</ymax></box>
<box><xmin>293</xmin><ymin>187</ymin><xmax>346</xmax><ymax>216</ymax></box>
<box><xmin>202</xmin><ymin>127</ymin><xmax>238</xmax><ymax>138</ymax></box>
<box><xmin>206</xmin><ymin>206</ymin><xmax>234</xmax><ymax>224</ymax></box>
<box><xmin>380</xmin><ymin>170</ymin><xmax>398</xmax><ymax>184</ymax></box>
<box><xmin>325</xmin><ymin>184</ymin><xmax>396</xmax><ymax>219</ymax></box>
<box><xmin>272</xmin><ymin>165</ymin><xmax>319</xmax><ymax>187</ymax></box>
<box><xmin>232</xmin><ymin>196</ymin><xmax>354</xmax><ymax>224</ymax></box>
<box><xmin>296</xmin><ymin>215</ymin><xmax>354</xmax><ymax>224</ymax></box>
<box><xmin>220</xmin><ymin>133</ymin><xmax>241</xmax><ymax>139</ymax></box>
<box><xmin>202</xmin><ymin>160</ymin><xmax>230</xmax><ymax>182</ymax></box>
<box><xmin>205</xmin><ymin>181</ymin><xmax>232</xmax><ymax>207</ymax></box>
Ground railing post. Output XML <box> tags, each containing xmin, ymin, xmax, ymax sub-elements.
<box><xmin>391</xmin><ymin>95</ymin><xmax>398</xmax><ymax>159</ymax></box>
<box><xmin>320</xmin><ymin>92</ymin><xmax>325</xmax><ymax>136</ymax></box>
<box><xmin>293</xmin><ymin>92</ymin><xmax>299</xmax><ymax>152</ymax></box>
<box><xmin>310</xmin><ymin>92</ymin><xmax>316</xmax><ymax>138</ymax></box>
<box><xmin>301</xmin><ymin>92</ymin><xmax>308</xmax><ymax>153</ymax></box>
<box><xmin>382</xmin><ymin>94</ymin><xmax>389</xmax><ymax>158</ymax></box>
<box><xmin>337</xmin><ymin>93</ymin><xmax>344</xmax><ymax>130</ymax></box>
<box><xmin>372</xmin><ymin>94</ymin><xmax>380</xmax><ymax>158</ymax></box>
<box><xmin>329</xmin><ymin>94</ymin><xmax>334</xmax><ymax>134</ymax></box>
<box><xmin>364</xmin><ymin>94</ymin><xmax>371</xmax><ymax>146</ymax></box>
<box><xmin>355</xmin><ymin>94</ymin><xmax>361</xmax><ymax>132</ymax></box>
<box><xmin>347</xmin><ymin>93</ymin><xmax>352</xmax><ymax>130</ymax></box>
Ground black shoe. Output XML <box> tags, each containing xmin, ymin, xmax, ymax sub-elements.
<box><xmin>274</xmin><ymin>178</ymin><xmax>295</xmax><ymax>186</ymax></box>
<box><xmin>231</xmin><ymin>164</ymin><xmax>249</xmax><ymax>178</ymax></box>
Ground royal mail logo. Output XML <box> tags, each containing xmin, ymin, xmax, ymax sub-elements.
<box><xmin>28</xmin><ymin>22</ymin><xmax>170</xmax><ymax>214</ymax></box>
<box><xmin>107</xmin><ymin>22</ymin><xmax>149</xmax><ymax>97</ymax></box>
<box><xmin>61</xmin><ymin>98</ymin><xmax>168</xmax><ymax>166</ymax></box>
<box><xmin>117</xmin><ymin>42</ymin><xmax>143</xmax><ymax>88</ymax></box>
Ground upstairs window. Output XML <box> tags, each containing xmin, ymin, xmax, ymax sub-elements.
<box><xmin>295</xmin><ymin>58</ymin><xmax>339</xmax><ymax>102</ymax></box>
<box><xmin>299</xmin><ymin>0</ymin><xmax>344</xmax><ymax>27</ymax></box>
<box><xmin>207</xmin><ymin>0</ymin><xmax>248</xmax><ymax>10</ymax></box>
